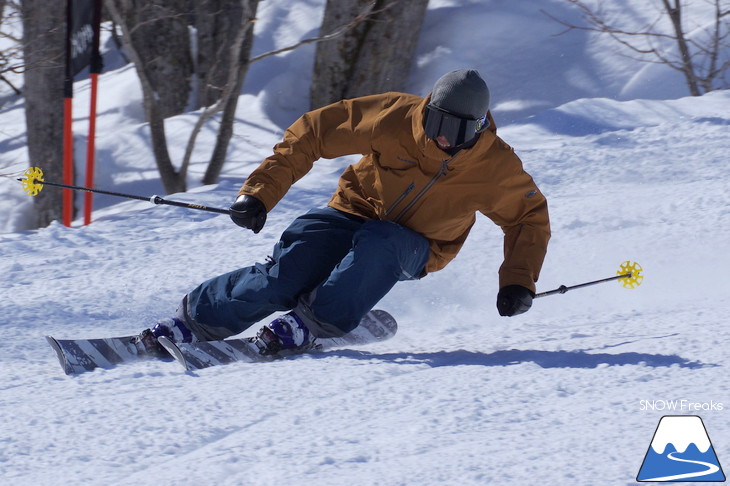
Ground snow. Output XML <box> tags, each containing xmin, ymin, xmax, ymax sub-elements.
<box><xmin>1</xmin><ymin>0</ymin><xmax>729</xmax><ymax>484</ymax></box>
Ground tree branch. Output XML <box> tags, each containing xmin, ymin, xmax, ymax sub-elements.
<box><xmin>180</xmin><ymin>0</ymin><xmax>390</xmax><ymax>185</ymax></box>
<box><xmin>248</xmin><ymin>2</ymin><xmax>381</xmax><ymax>64</ymax></box>
<box><xmin>180</xmin><ymin>0</ymin><xmax>256</xmax><ymax>179</ymax></box>
<box><xmin>544</xmin><ymin>0</ymin><xmax>730</xmax><ymax>95</ymax></box>
<box><xmin>0</xmin><ymin>72</ymin><xmax>21</xmax><ymax>94</ymax></box>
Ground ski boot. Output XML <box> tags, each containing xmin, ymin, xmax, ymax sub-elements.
<box><xmin>133</xmin><ymin>317</ymin><xmax>200</xmax><ymax>357</ymax></box>
<box><xmin>253</xmin><ymin>311</ymin><xmax>316</xmax><ymax>355</ymax></box>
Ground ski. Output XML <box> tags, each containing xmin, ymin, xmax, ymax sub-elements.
<box><xmin>159</xmin><ymin>309</ymin><xmax>397</xmax><ymax>371</ymax></box>
<box><xmin>46</xmin><ymin>310</ymin><xmax>396</xmax><ymax>375</ymax></box>
<box><xmin>46</xmin><ymin>335</ymin><xmax>169</xmax><ymax>375</ymax></box>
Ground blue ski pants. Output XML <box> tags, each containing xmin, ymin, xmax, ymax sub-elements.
<box><xmin>181</xmin><ymin>207</ymin><xmax>430</xmax><ymax>339</ymax></box>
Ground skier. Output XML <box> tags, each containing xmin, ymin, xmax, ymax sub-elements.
<box><xmin>136</xmin><ymin>68</ymin><xmax>551</xmax><ymax>356</ymax></box>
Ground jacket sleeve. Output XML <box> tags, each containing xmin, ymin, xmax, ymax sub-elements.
<box><xmin>480</xmin><ymin>146</ymin><xmax>551</xmax><ymax>293</ymax></box>
<box><xmin>238</xmin><ymin>94</ymin><xmax>397</xmax><ymax>211</ymax></box>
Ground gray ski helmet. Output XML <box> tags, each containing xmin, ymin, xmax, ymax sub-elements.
<box><xmin>424</xmin><ymin>69</ymin><xmax>490</xmax><ymax>146</ymax></box>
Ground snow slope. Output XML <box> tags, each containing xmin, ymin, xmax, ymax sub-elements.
<box><xmin>1</xmin><ymin>1</ymin><xmax>729</xmax><ymax>485</ymax></box>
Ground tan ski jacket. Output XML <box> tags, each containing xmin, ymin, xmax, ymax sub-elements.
<box><xmin>239</xmin><ymin>92</ymin><xmax>550</xmax><ymax>291</ymax></box>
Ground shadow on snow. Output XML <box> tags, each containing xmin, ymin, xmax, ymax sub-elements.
<box><xmin>319</xmin><ymin>348</ymin><xmax>713</xmax><ymax>370</ymax></box>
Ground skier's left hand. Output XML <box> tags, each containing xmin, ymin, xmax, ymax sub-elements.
<box><xmin>496</xmin><ymin>285</ymin><xmax>534</xmax><ymax>316</ymax></box>
<box><xmin>230</xmin><ymin>195</ymin><xmax>267</xmax><ymax>233</ymax></box>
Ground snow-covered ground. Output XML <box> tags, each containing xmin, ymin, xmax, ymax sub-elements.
<box><xmin>1</xmin><ymin>1</ymin><xmax>728</xmax><ymax>484</ymax></box>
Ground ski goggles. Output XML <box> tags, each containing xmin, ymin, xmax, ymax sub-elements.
<box><xmin>423</xmin><ymin>104</ymin><xmax>488</xmax><ymax>147</ymax></box>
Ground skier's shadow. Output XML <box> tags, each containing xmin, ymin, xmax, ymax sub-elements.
<box><xmin>320</xmin><ymin>348</ymin><xmax>713</xmax><ymax>369</ymax></box>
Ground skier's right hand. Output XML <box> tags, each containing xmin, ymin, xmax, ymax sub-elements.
<box><xmin>496</xmin><ymin>285</ymin><xmax>534</xmax><ymax>317</ymax></box>
<box><xmin>230</xmin><ymin>195</ymin><xmax>267</xmax><ymax>233</ymax></box>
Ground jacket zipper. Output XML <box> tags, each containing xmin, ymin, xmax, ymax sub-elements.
<box><xmin>384</xmin><ymin>182</ymin><xmax>415</xmax><ymax>217</ymax></box>
<box><xmin>392</xmin><ymin>157</ymin><xmax>452</xmax><ymax>223</ymax></box>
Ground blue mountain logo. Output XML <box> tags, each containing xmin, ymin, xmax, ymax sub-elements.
<box><xmin>637</xmin><ymin>415</ymin><xmax>726</xmax><ymax>482</ymax></box>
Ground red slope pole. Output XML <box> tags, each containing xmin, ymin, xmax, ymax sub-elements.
<box><xmin>62</xmin><ymin>0</ymin><xmax>74</xmax><ymax>227</ymax></box>
<box><xmin>62</xmin><ymin>94</ymin><xmax>74</xmax><ymax>227</ymax></box>
<box><xmin>83</xmin><ymin>0</ymin><xmax>102</xmax><ymax>225</ymax></box>
<box><xmin>83</xmin><ymin>72</ymin><xmax>99</xmax><ymax>225</ymax></box>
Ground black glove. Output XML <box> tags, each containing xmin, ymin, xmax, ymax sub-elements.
<box><xmin>229</xmin><ymin>195</ymin><xmax>267</xmax><ymax>233</ymax></box>
<box><xmin>496</xmin><ymin>285</ymin><xmax>534</xmax><ymax>317</ymax></box>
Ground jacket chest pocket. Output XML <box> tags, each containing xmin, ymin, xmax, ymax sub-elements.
<box><xmin>376</xmin><ymin>154</ymin><xmax>419</xmax><ymax>172</ymax></box>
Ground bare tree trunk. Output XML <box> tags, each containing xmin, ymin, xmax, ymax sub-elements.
<box><xmin>661</xmin><ymin>0</ymin><xmax>700</xmax><ymax>96</ymax></box>
<box><xmin>193</xmin><ymin>0</ymin><xmax>248</xmax><ymax>109</ymax></box>
<box><xmin>347</xmin><ymin>0</ymin><xmax>428</xmax><ymax>99</ymax></box>
<box><xmin>106</xmin><ymin>0</ymin><xmax>187</xmax><ymax>194</ymax></box>
<box><xmin>107</xmin><ymin>0</ymin><xmax>384</xmax><ymax>191</ymax></box>
<box><xmin>702</xmin><ymin>0</ymin><xmax>729</xmax><ymax>93</ymax></box>
<box><xmin>311</xmin><ymin>0</ymin><xmax>428</xmax><ymax>110</ymax></box>
<box><xmin>311</xmin><ymin>0</ymin><xmax>369</xmax><ymax>109</ymax></box>
<box><xmin>21</xmin><ymin>0</ymin><xmax>65</xmax><ymax>227</ymax></box>
<box><xmin>201</xmin><ymin>72</ymin><xmax>244</xmax><ymax>186</ymax></box>
<box><xmin>108</xmin><ymin>0</ymin><xmax>260</xmax><ymax>192</ymax></box>
<box><xmin>202</xmin><ymin>0</ymin><xmax>258</xmax><ymax>185</ymax></box>
<box><xmin>118</xmin><ymin>0</ymin><xmax>192</xmax><ymax>118</ymax></box>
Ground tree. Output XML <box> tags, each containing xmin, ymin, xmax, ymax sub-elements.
<box><xmin>20</xmin><ymin>0</ymin><xmax>65</xmax><ymax>227</ymax></box>
<box><xmin>1</xmin><ymin>0</ymin><xmax>23</xmax><ymax>96</ymax></box>
<box><xmin>121</xmin><ymin>0</ymin><xmax>192</xmax><ymax>118</ymax></box>
<box><xmin>107</xmin><ymin>0</ymin><xmax>200</xmax><ymax>194</ymax></box>
<box><xmin>200</xmin><ymin>1</ymin><xmax>394</xmax><ymax>185</ymax></box>
<box><xmin>109</xmin><ymin>0</ymin><xmax>390</xmax><ymax>194</ymax></box>
<box><xmin>546</xmin><ymin>0</ymin><xmax>730</xmax><ymax>96</ymax></box>
<box><xmin>193</xmin><ymin>0</ymin><xmax>249</xmax><ymax>110</ymax></box>
<box><xmin>311</xmin><ymin>0</ymin><xmax>429</xmax><ymax>110</ymax></box>
<box><xmin>106</xmin><ymin>0</ymin><xmax>261</xmax><ymax>194</ymax></box>
<box><xmin>197</xmin><ymin>0</ymin><xmax>259</xmax><ymax>185</ymax></box>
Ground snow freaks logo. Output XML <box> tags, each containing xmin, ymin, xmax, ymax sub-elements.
<box><xmin>637</xmin><ymin>415</ymin><xmax>726</xmax><ymax>482</ymax></box>
<box><xmin>640</xmin><ymin>400</ymin><xmax>724</xmax><ymax>412</ymax></box>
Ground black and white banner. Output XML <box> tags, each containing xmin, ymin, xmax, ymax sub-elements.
<box><xmin>68</xmin><ymin>0</ymin><xmax>101</xmax><ymax>76</ymax></box>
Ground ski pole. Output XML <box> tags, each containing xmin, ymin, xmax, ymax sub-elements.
<box><xmin>19</xmin><ymin>167</ymin><xmax>231</xmax><ymax>215</ymax></box>
<box><xmin>535</xmin><ymin>261</ymin><xmax>643</xmax><ymax>298</ymax></box>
